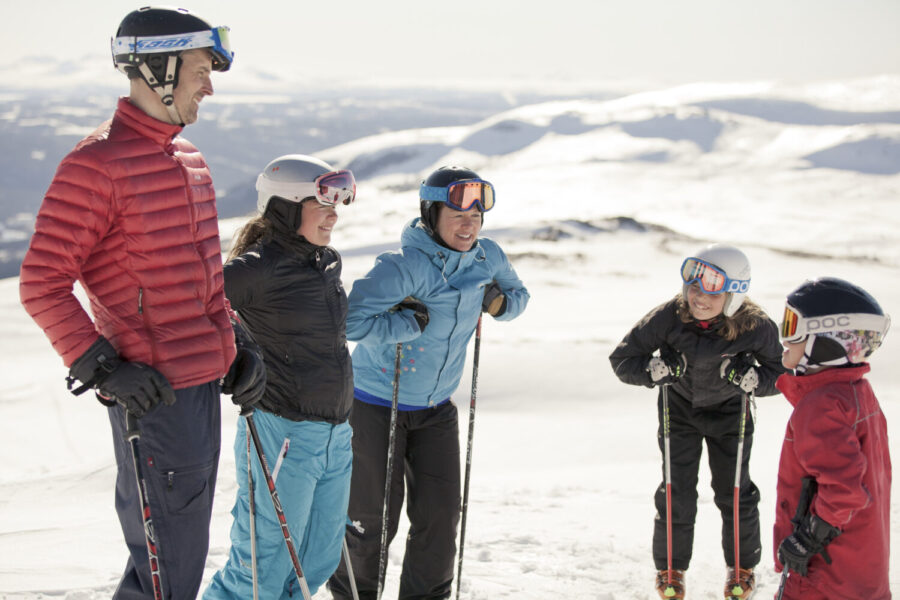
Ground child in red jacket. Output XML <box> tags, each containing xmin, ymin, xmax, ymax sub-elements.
<box><xmin>774</xmin><ymin>277</ymin><xmax>891</xmax><ymax>599</ymax></box>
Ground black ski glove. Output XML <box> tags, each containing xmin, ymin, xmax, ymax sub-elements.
<box><xmin>720</xmin><ymin>352</ymin><xmax>759</xmax><ymax>394</ymax></box>
<box><xmin>396</xmin><ymin>296</ymin><xmax>429</xmax><ymax>332</ymax></box>
<box><xmin>646</xmin><ymin>347</ymin><xmax>687</xmax><ymax>386</ymax></box>
<box><xmin>778</xmin><ymin>513</ymin><xmax>841</xmax><ymax>576</ymax></box>
<box><xmin>482</xmin><ymin>281</ymin><xmax>507</xmax><ymax>317</ymax></box>
<box><xmin>223</xmin><ymin>320</ymin><xmax>266</xmax><ymax>409</ymax></box>
<box><xmin>67</xmin><ymin>336</ymin><xmax>176</xmax><ymax>418</ymax></box>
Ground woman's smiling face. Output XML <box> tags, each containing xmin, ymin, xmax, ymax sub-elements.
<box><xmin>435</xmin><ymin>204</ymin><xmax>482</xmax><ymax>252</ymax></box>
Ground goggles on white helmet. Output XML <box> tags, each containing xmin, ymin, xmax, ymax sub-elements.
<box><xmin>256</xmin><ymin>169</ymin><xmax>356</xmax><ymax>207</ymax></box>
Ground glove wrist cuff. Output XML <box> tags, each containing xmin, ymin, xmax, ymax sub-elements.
<box><xmin>67</xmin><ymin>336</ymin><xmax>122</xmax><ymax>396</ymax></box>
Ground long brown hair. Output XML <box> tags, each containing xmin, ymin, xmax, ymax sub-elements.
<box><xmin>227</xmin><ymin>216</ymin><xmax>274</xmax><ymax>261</ymax></box>
<box><xmin>676</xmin><ymin>294</ymin><xmax>769</xmax><ymax>341</ymax></box>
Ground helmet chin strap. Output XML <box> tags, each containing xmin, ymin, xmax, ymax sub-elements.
<box><xmin>138</xmin><ymin>56</ymin><xmax>185</xmax><ymax>126</ymax></box>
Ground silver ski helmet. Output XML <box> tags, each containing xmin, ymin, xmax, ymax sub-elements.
<box><xmin>256</xmin><ymin>154</ymin><xmax>356</xmax><ymax>231</ymax></box>
<box><xmin>681</xmin><ymin>243</ymin><xmax>751</xmax><ymax>318</ymax></box>
<box><xmin>781</xmin><ymin>277</ymin><xmax>890</xmax><ymax>373</ymax></box>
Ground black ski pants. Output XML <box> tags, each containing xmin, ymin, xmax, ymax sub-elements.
<box><xmin>107</xmin><ymin>381</ymin><xmax>221</xmax><ymax>600</ymax></box>
<box><xmin>329</xmin><ymin>398</ymin><xmax>461</xmax><ymax>600</ymax></box>
<box><xmin>653</xmin><ymin>389</ymin><xmax>761</xmax><ymax>571</ymax></box>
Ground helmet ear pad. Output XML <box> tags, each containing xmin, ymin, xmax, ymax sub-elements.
<box><xmin>263</xmin><ymin>196</ymin><xmax>306</xmax><ymax>233</ymax></box>
<box><xmin>807</xmin><ymin>335</ymin><xmax>847</xmax><ymax>365</ymax></box>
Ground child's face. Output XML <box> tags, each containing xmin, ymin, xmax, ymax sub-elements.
<box><xmin>686</xmin><ymin>283</ymin><xmax>727</xmax><ymax>320</ymax></box>
<box><xmin>781</xmin><ymin>339</ymin><xmax>806</xmax><ymax>370</ymax></box>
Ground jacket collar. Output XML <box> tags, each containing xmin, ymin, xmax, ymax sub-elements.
<box><xmin>114</xmin><ymin>97</ymin><xmax>183</xmax><ymax>147</ymax></box>
<box><xmin>776</xmin><ymin>364</ymin><xmax>871</xmax><ymax>406</ymax></box>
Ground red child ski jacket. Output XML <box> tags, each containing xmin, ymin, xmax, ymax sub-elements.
<box><xmin>774</xmin><ymin>364</ymin><xmax>891</xmax><ymax>599</ymax></box>
<box><xmin>19</xmin><ymin>97</ymin><xmax>236</xmax><ymax>389</ymax></box>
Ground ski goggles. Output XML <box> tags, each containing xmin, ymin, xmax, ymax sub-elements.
<box><xmin>256</xmin><ymin>170</ymin><xmax>357</xmax><ymax>206</ymax></box>
<box><xmin>780</xmin><ymin>304</ymin><xmax>891</xmax><ymax>343</ymax></box>
<box><xmin>419</xmin><ymin>179</ymin><xmax>495</xmax><ymax>212</ymax></box>
<box><xmin>112</xmin><ymin>26</ymin><xmax>234</xmax><ymax>72</ymax></box>
<box><xmin>680</xmin><ymin>257</ymin><xmax>750</xmax><ymax>295</ymax></box>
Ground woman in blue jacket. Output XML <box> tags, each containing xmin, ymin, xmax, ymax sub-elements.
<box><xmin>329</xmin><ymin>166</ymin><xmax>529</xmax><ymax>600</ymax></box>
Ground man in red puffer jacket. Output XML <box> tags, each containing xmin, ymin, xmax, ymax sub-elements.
<box><xmin>19</xmin><ymin>8</ymin><xmax>265</xmax><ymax>599</ymax></box>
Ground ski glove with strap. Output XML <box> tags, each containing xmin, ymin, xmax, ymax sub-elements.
<box><xmin>395</xmin><ymin>296</ymin><xmax>429</xmax><ymax>332</ymax></box>
<box><xmin>482</xmin><ymin>281</ymin><xmax>508</xmax><ymax>317</ymax></box>
<box><xmin>646</xmin><ymin>347</ymin><xmax>687</xmax><ymax>386</ymax></box>
<box><xmin>223</xmin><ymin>319</ymin><xmax>266</xmax><ymax>409</ymax></box>
<box><xmin>777</xmin><ymin>513</ymin><xmax>841</xmax><ymax>576</ymax></box>
<box><xmin>720</xmin><ymin>352</ymin><xmax>759</xmax><ymax>394</ymax></box>
<box><xmin>67</xmin><ymin>336</ymin><xmax>176</xmax><ymax>418</ymax></box>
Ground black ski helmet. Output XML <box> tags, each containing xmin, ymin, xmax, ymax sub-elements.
<box><xmin>783</xmin><ymin>277</ymin><xmax>890</xmax><ymax>372</ymax></box>
<box><xmin>419</xmin><ymin>166</ymin><xmax>482</xmax><ymax>234</ymax></box>
<box><xmin>112</xmin><ymin>7</ymin><xmax>232</xmax><ymax>120</ymax></box>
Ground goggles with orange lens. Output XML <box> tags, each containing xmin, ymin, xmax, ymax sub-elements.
<box><xmin>681</xmin><ymin>258</ymin><xmax>749</xmax><ymax>295</ymax></box>
<box><xmin>780</xmin><ymin>304</ymin><xmax>891</xmax><ymax>343</ymax></box>
<box><xmin>420</xmin><ymin>179</ymin><xmax>495</xmax><ymax>212</ymax></box>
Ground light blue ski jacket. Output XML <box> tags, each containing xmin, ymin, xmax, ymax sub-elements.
<box><xmin>347</xmin><ymin>218</ymin><xmax>529</xmax><ymax>408</ymax></box>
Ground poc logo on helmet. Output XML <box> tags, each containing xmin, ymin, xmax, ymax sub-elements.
<box><xmin>136</xmin><ymin>36</ymin><xmax>194</xmax><ymax>51</ymax></box>
<box><xmin>806</xmin><ymin>315</ymin><xmax>851</xmax><ymax>332</ymax></box>
<box><xmin>725</xmin><ymin>280</ymin><xmax>750</xmax><ymax>293</ymax></box>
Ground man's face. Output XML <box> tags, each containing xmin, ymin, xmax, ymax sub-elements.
<box><xmin>172</xmin><ymin>49</ymin><xmax>214</xmax><ymax>125</ymax></box>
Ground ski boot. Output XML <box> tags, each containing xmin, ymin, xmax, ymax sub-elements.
<box><xmin>724</xmin><ymin>567</ymin><xmax>755</xmax><ymax>599</ymax></box>
<box><xmin>655</xmin><ymin>569</ymin><xmax>685</xmax><ymax>599</ymax></box>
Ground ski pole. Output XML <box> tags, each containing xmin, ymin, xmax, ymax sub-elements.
<box><xmin>661</xmin><ymin>384</ymin><xmax>675</xmax><ymax>596</ymax></box>
<box><xmin>776</xmin><ymin>476</ymin><xmax>818</xmax><ymax>600</ymax></box>
<box><xmin>730</xmin><ymin>391</ymin><xmax>750</xmax><ymax>598</ymax></box>
<box><xmin>775</xmin><ymin>569</ymin><xmax>789</xmax><ymax>600</ymax></box>
<box><xmin>124</xmin><ymin>411</ymin><xmax>164</xmax><ymax>600</ymax></box>
<box><xmin>247</xmin><ymin>428</ymin><xmax>259</xmax><ymax>600</ymax></box>
<box><xmin>242</xmin><ymin>407</ymin><xmax>313</xmax><ymax>600</ymax></box>
<box><xmin>455</xmin><ymin>314</ymin><xmax>482</xmax><ymax>600</ymax></box>
<box><xmin>342</xmin><ymin>537</ymin><xmax>361</xmax><ymax>600</ymax></box>
<box><xmin>377</xmin><ymin>342</ymin><xmax>403</xmax><ymax>600</ymax></box>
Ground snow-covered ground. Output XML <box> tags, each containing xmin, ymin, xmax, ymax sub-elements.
<box><xmin>2</xmin><ymin>77</ymin><xmax>899</xmax><ymax>599</ymax></box>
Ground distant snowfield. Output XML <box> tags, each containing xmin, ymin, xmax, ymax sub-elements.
<box><xmin>1</xmin><ymin>77</ymin><xmax>899</xmax><ymax>599</ymax></box>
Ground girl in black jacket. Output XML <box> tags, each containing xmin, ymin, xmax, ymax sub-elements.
<box><xmin>205</xmin><ymin>155</ymin><xmax>356</xmax><ymax>599</ymax></box>
<box><xmin>609</xmin><ymin>243</ymin><xmax>786</xmax><ymax>600</ymax></box>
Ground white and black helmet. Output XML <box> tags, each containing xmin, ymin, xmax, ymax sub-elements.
<box><xmin>781</xmin><ymin>277</ymin><xmax>890</xmax><ymax>373</ymax></box>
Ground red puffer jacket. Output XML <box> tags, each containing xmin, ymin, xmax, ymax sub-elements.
<box><xmin>20</xmin><ymin>97</ymin><xmax>236</xmax><ymax>390</ymax></box>
<box><xmin>774</xmin><ymin>365</ymin><xmax>891</xmax><ymax>599</ymax></box>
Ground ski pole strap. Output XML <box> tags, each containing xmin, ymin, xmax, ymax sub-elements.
<box><xmin>792</xmin><ymin>476</ymin><xmax>818</xmax><ymax>527</ymax></box>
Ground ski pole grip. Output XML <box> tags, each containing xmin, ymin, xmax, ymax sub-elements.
<box><xmin>240</xmin><ymin>406</ymin><xmax>255</xmax><ymax>418</ymax></box>
<box><xmin>124</xmin><ymin>410</ymin><xmax>140</xmax><ymax>441</ymax></box>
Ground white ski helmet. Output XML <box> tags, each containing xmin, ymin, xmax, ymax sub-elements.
<box><xmin>682</xmin><ymin>243</ymin><xmax>751</xmax><ymax>318</ymax></box>
<box><xmin>256</xmin><ymin>154</ymin><xmax>336</xmax><ymax>214</ymax></box>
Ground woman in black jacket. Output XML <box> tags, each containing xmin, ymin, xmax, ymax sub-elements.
<box><xmin>205</xmin><ymin>155</ymin><xmax>356</xmax><ymax>599</ymax></box>
<box><xmin>609</xmin><ymin>243</ymin><xmax>786</xmax><ymax>600</ymax></box>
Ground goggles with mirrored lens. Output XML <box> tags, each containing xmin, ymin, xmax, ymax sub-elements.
<box><xmin>314</xmin><ymin>170</ymin><xmax>356</xmax><ymax>206</ymax></box>
<box><xmin>420</xmin><ymin>179</ymin><xmax>495</xmax><ymax>212</ymax></box>
<box><xmin>681</xmin><ymin>257</ymin><xmax>750</xmax><ymax>295</ymax></box>
<box><xmin>112</xmin><ymin>25</ymin><xmax>234</xmax><ymax>72</ymax></box>
<box><xmin>780</xmin><ymin>304</ymin><xmax>891</xmax><ymax>343</ymax></box>
<box><xmin>257</xmin><ymin>169</ymin><xmax>356</xmax><ymax>207</ymax></box>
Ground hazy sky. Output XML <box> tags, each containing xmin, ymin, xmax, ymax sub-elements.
<box><xmin>4</xmin><ymin>0</ymin><xmax>899</xmax><ymax>88</ymax></box>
